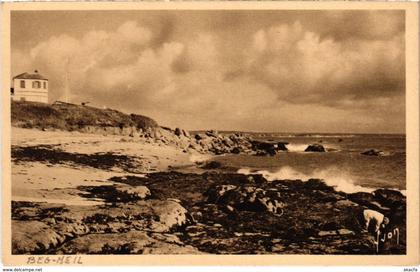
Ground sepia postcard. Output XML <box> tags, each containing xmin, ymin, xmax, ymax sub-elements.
<box><xmin>1</xmin><ymin>1</ymin><xmax>419</xmax><ymax>267</ymax></box>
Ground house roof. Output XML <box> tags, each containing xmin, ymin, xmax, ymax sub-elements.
<box><xmin>14</xmin><ymin>71</ymin><xmax>48</xmax><ymax>80</ymax></box>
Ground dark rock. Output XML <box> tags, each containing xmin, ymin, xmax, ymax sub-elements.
<box><xmin>320</xmin><ymin>221</ymin><xmax>339</xmax><ymax>231</ymax></box>
<box><xmin>205</xmin><ymin>185</ymin><xmax>238</xmax><ymax>203</ymax></box>
<box><xmin>305</xmin><ymin>179</ymin><xmax>335</xmax><ymax>192</ymax></box>
<box><xmin>304</xmin><ymin>144</ymin><xmax>326</xmax><ymax>152</ymax></box>
<box><xmin>251</xmin><ymin>141</ymin><xmax>275</xmax><ymax>151</ymax></box>
<box><xmin>195</xmin><ymin>134</ymin><xmax>204</xmax><ymax>141</ymax></box>
<box><xmin>205</xmin><ymin>130</ymin><xmax>218</xmax><ymax>138</ymax></box>
<box><xmin>201</xmin><ymin>161</ymin><xmax>223</xmax><ymax>170</ymax></box>
<box><xmin>348</xmin><ymin>192</ymin><xmax>390</xmax><ymax>213</ymax></box>
<box><xmin>11</xmin><ymin>170</ymin><xmax>406</xmax><ymax>255</ymax></box>
<box><xmin>206</xmin><ymin>184</ymin><xmax>285</xmax><ymax>215</ymax></box>
<box><xmin>174</xmin><ymin>128</ymin><xmax>182</xmax><ymax>137</ymax></box>
<box><xmin>335</xmin><ymin>199</ymin><xmax>359</xmax><ymax>209</ymax></box>
<box><xmin>373</xmin><ymin>189</ymin><xmax>405</xmax><ymax>208</ymax></box>
<box><xmin>12</xmin><ymin>145</ymin><xmax>145</xmax><ymax>173</ymax></box>
<box><xmin>78</xmin><ymin>184</ymin><xmax>150</xmax><ymax>203</ymax></box>
<box><xmin>277</xmin><ymin>142</ymin><xmax>289</xmax><ymax>151</ymax></box>
<box><xmin>251</xmin><ymin>141</ymin><xmax>277</xmax><ymax>156</ymax></box>
<box><xmin>348</xmin><ymin>192</ymin><xmax>376</xmax><ymax>207</ymax></box>
<box><xmin>182</xmin><ymin>129</ymin><xmax>190</xmax><ymax>138</ymax></box>
<box><xmin>361</xmin><ymin>149</ymin><xmax>384</xmax><ymax>156</ymax></box>
<box><xmin>231</xmin><ymin>147</ymin><xmax>241</xmax><ymax>154</ymax></box>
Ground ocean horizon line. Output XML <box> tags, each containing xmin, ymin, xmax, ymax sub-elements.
<box><xmin>188</xmin><ymin>130</ymin><xmax>406</xmax><ymax>136</ymax></box>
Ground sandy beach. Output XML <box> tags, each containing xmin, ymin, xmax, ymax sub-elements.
<box><xmin>12</xmin><ymin>127</ymin><xmax>194</xmax><ymax>206</ymax></box>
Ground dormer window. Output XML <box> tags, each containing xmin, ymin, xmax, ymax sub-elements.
<box><xmin>20</xmin><ymin>80</ymin><xmax>25</xmax><ymax>88</ymax></box>
<box><xmin>43</xmin><ymin>82</ymin><xmax>46</xmax><ymax>89</ymax></box>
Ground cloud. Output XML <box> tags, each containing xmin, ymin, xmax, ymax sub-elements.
<box><xmin>11</xmin><ymin>13</ymin><xmax>405</xmax><ymax>133</ymax></box>
<box><xmin>246</xmin><ymin>21</ymin><xmax>404</xmax><ymax>105</ymax></box>
<box><xmin>318</xmin><ymin>11</ymin><xmax>404</xmax><ymax>41</ymax></box>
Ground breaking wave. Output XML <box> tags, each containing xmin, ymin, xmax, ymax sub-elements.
<box><xmin>284</xmin><ymin>143</ymin><xmax>339</xmax><ymax>152</ymax></box>
<box><xmin>285</xmin><ymin>144</ymin><xmax>308</xmax><ymax>152</ymax></box>
<box><xmin>237</xmin><ymin>166</ymin><xmax>375</xmax><ymax>194</ymax></box>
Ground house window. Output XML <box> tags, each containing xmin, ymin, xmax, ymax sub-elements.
<box><xmin>33</xmin><ymin>81</ymin><xmax>41</xmax><ymax>89</ymax></box>
<box><xmin>20</xmin><ymin>80</ymin><xmax>25</xmax><ymax>88</ymax></box>
<box><xmin>43</xmin><ymin>82</ymin><xmax>47</xmax><ymax>89</ymax></box>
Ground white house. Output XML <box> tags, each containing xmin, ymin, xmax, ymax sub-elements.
<box><xmin>11</xmin><ymin>70</ymin><xmax>48</xmax><ymax>103</ymax></box>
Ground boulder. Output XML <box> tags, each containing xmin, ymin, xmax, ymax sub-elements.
<box><xmin>200</xmin><ymin>161</ymin><xmax>223</xmax><ymax>170</ymax></box>
<box><xmin>251</xmin><ymin>141</ymin><xmax>277</xmax><ymax>156</ymax></box>
<box><xmin>361</xmin><ymin>149</ymin><xmax>384</xmax><ymax>156</ymax></box>
<box><xmin>205</xmin><ymin>185</ymin><xmax>238</xmax><ymax>203</ymax></box>
<box><xmin>54</xmin><ymin>222</ymin><xmax>90</xmax><ymax>237</ymax></box>
<box><xmin>206</xmin><ymin>184</ymin><xmax>285</xmax><ymax>215</ymax></box>
<box><xmin>205</xmin><ymin>130</ymin><xmax>219</xmax><ymax>138</ymax></box>
<box><xmin>115</xmin><ymin>185</ymin><xmax>151</xmax><ymax>200</ymax></box>
<box><xmin>150</xmin><ymin>199</ymin><xmax>189</xmax><ymax>232</ymax></box>
<box><xmin>231</xmin><ymin>147</ymin><xmax>241</xmax><ymax>154</ymax></box>
<box><xmin>82</xmin><ymin>184</ymin><xmax>151</xmax><ymax>202</ymax></box>
<box><xmin>318</xmin><ymin>230</ymin><xmax>337</xmax><ymax>237</ymax></box>
<box><xmin>304</xmin><ymin>144</ymin><xmax>326</xmax><ymax>152</ymax></box>
<box><xmin>337</xmin><ymin>229</ymin><xmax>355</xmax><ymax>235</ymax></box>
<box><xmin>12</xmin><ymin>221</ymin><xmax>63</xmax><ymax>254</ymax></box>
<box><xmin>373</xmin><ymin>189</ymin><xmax>405</xmax><ymax>208</ymax></box>
<box><xmin>335</xmin><ymin>199</ymin><xmax>359</xmax><ymax>209</ymax></box>
<box><xmin>348</xmin><ymin>192</ymin><xmax>390</xmax><ymax>213</ymax></box>
<box><xmin>277</xmin><ymin>142</ymin><xmax>289</xmax><ymax>151</ymax></box>
<box><xmin>174</xmin><ymin>128</ymin><xmax>182</xmax><ymax>137</ymax></box>
<box><xmin>221</xmin><ymin>138</ymin><xmax>233</xmax><ymax>148</ymax></box>
<box><xmin>348</xmin><ymin>192</ymin><xmax>376</xmax><ymax>207</ymax></box>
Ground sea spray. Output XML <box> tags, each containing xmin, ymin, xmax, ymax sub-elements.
<box><xmin>237</xmin><ymin>166</ymin><xmax>375</xmax><ymax>194</ymax></box>
<box><xmin>284</xmin><ymin>144</ymin><xmax>308</xmax><ymax>152</ymax></box>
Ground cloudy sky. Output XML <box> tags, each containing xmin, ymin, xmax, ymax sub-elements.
<box><xmin>11</xmin><ymin>10</ymin><xmax>405</xmax><ymax>133</ymax></box>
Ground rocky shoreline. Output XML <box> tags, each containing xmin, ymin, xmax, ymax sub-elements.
<box><xmin>12</xmin><ymin>171</ymin><xmax>406</xmax><ymax>255</ymax></box>
<box><xmin>10</xmin><ymin>102</ymin><xmax>406</xmax><ymax>255</ymax></box>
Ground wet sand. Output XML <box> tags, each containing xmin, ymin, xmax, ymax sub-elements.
<box><xmin>11</xmin><ymin>127</ymin><xmax>194</xmax><ymax>205</ymax></box>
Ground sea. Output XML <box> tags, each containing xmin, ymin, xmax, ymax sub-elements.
<box><xmin>211</xmin><ymin>133</ymin><xmax>406</xmax><ymax>194</ymax></box>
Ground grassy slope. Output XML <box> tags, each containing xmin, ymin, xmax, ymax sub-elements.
<box><xmin>11</xmin><ymin>101</ymin><xmax>158</xmax><ymax>131</ymax></box>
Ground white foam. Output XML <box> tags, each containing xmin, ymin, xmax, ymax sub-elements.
<box><xmin>237</xmin><ymin>166</ymin><xmax>376</xmax><ymax>194</ymax></box>
<box><xmin>285</xmin><ymin>144</ymin><xmax>308</xmax><ymax>152</ymax></box>
<box><xmin>285</xmin><ymin>143</ymin><xmax>338</xmax><ymax>152</ymax></box>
